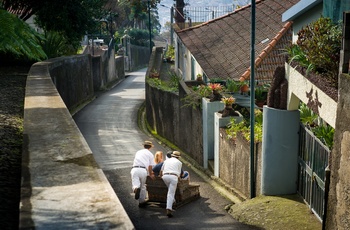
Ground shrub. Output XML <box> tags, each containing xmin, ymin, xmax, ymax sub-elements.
<box><xmin>299</xmin><ymin>103</ymin><xmax>318</xmax><ymax>127</ymax></box>
<box><xmin>182</xmin><ymin>85</ymin><xmax>211</xmax><ymax>109</ymax></box>
<box><xmin>146</xmin><ymin>75</ymin><xmax>178</xmax><ymax>92</ymax></box>
<box><xmin>286</xmin><ymin>44</ymin><xmax>314</xmax><ymax>73</ymax></box>
<box><xmin>226</xmin><ymin>79</ymin><xmax>243</xmax><ymax>93</ymax></box>
<box><xmin>127</xmin><ymin>28</ymin><xmax>154</xmax><ymax>47</ymax></box>
<box><xmin>168</xmin><ymin>71</ymin><xmax>181</xmax><ymax>89</ymax></box>
<box><xmin>166</xmin><ymin>45</ymin><xmax>175</xmax><ymax>60</ymax></box>
<box><xmin>312</xmin><ymin>124</ymin><xmax>334</xmax><ymax>149</ymax></box>
<box><xmin>299</xmin><ymin>102</ymin><xmax>334</xmax><ymax>148</ymax></box>
<box><xmin>226</xmin><ymin>109</ymin><xmax>263</xmax><ymax>143</ymax></box>
<box><xmin>296</xmin><ymin>16</ymin><xmax>341</xmax><ymax>85</ymax></box>
<box><xmin>40</xmin><ymin>30</ymin><xmax>75</xmax><ymax>58</ymax></box>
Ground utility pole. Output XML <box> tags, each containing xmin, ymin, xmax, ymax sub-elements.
<box><xmin>170</xmin><ymin>6</ymin><xmax>174</xmax><ymax>45</ymax></box>
<box><xmin>147</xmin><ymin>0</ymin><xmax>152</xmax><ymax>54</ymax></box>
<box><xmin>143</xmin><ymin>0</ymin><xmax>152</xmax><ymax>54</ymax></box>
<box><xmin>250</xmin><ymin>0</ymin><xmax>256</xmax><ymax>199</ymax></box>
<box><xmin>175</xmin><ymin>0</ymin><xmax>185</xmax><ymax>29</ymax></box>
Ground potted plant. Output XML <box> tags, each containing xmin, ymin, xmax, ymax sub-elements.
<box><xmin>208</xmin><ymin>83</ymin><xmax>223</xmax><ymax>102</ymax></box>
<box><xmin>150</xmin><ymin>69</ymin><xmax>160</xmax><ymax>78</ymax></box>
<box><xmin>255</xmin><ymin>84</ymin><xmax>268</xmax><ymax>107</ymax></box>
<box><xmin>222</xmin><ymin>96</ymin><xmax>235</xmax><ymax>108</ymax></box>
<box><xmin>165</xmin><ymin>45</ymin><xmax>175</xmax><ymax>62</ymax></box>
<box><xmin>219</xmin><ymin>96</ymin><xmax>239</xmax><ymax>117</ymax></box>
<box><xmin>226</xmin><ymin>79</ymin><xmax>243</xmax><ymax>93</ymax></box>
<box><xmin>240</xmin><ymin>82</ymin><xmax>249</xmax><ymax>95</ymax></box>
<box><xmin>196</xmin><ymin>74</ymin><xmax>203</xmax><ymax>82</ymax></box>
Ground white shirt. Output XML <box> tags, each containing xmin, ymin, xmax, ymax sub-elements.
<box><xmin>161</xmin><ymin>157</ymin><xmax>182</xmax><ymax>176</ymax></box>
<box><xmin>132</xmin><ymin>149</ymin><xmax>155</xmax><ymax>168</ymax></box>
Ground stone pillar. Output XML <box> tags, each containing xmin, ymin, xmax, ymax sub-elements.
<box><xmin>202</xmin><ymin>98</ymin><xmax>224</xmax><ymax>168</ymax></box>
<box><xmin>214</xmin><ymin>112</ymin><xmax>243</xmax><ymax>176</ymax></box>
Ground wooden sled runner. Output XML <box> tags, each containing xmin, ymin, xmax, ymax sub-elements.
<box><xmin>146</xmin><ymin>176</ymin><xmax>200</xmax><ymax>208</ymax></box>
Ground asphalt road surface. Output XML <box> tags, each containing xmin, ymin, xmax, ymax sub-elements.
<box><xmin>73</xmin><ymin>68</ymin><xmax>259</xmax><ymax>230</ymax></box>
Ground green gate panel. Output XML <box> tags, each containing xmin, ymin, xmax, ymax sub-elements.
<box><xmin>261</xmin><ymin>106</ymin><xmax>300</xmax><ymax>195</ymax></box>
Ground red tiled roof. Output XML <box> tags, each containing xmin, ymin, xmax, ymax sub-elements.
<box><xmin>176</xmin><ymin>0</ymin><xmax>299</xmax><ymax>81</ymax></box>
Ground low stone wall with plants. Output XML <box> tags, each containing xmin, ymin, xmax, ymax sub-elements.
<box><xmin>219</xmin><ymin>130</ymin><xmax>262</xmax><ymax>199</ymax></box>
<box><xmin>145</xmin><ymin>76</ymin><xmax>263</xmax><ymax>198</ymax></box>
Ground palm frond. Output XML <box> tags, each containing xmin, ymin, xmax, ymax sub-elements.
<box><xmin>0</xmin><ymin>9</ymin><xmax>47</xmax><ymax>61</ymax></box>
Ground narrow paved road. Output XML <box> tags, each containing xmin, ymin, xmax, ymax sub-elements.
<box><xmin>73</xmin><ymin>68</ymin><xmax>259</xmax><ymax>230</ymax></box>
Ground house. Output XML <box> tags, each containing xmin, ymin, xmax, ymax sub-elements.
<box><xmin>282</xmin><ymin>0</ymin><xmax>350</xmax><ymax>228</ymax></box>
<box><xmin>282</xmin><ymin>0</ymin><xmax>349</xmax><ymax>128</ymax></box>
<box><xmin>282</xmin><ymin>0</ymin><xmax>323</xmax><ymax>43</ymax></box>
<box><xmin>173</xmin><ymin>0</ymin><xmax>300</xmax><ymax>83</ymax></box>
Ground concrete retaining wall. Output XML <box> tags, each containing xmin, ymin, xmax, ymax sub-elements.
<box><xmin>49</xmin><ymin>55</ymin><xmax>94</xmax><ymax>111</ymax></box>
<box><xmin>20</xmin><ymin>56</ymin><xmax>133</xmax><ymax>229</ymax></box>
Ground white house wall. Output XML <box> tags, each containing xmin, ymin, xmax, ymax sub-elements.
<box><xmin>290</xmin><ymin>3</ymin><xmax>323</xmax><ymax>43</ymax></box>
<box><xmin>26</xmin><ymin>15</ymin><xmax>42</xmax><ymax>33</ymax></box>
<box><xmin>285</xmin><ymin>63</ymin><xmax>337</xmax><ymax>128</ymax></box>
<box><xmin>175</xmin><ymin>34</ymin><xmax>205</xmax><ymax>81</ymax></box>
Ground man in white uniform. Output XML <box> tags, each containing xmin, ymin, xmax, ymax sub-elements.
<box><xmin>160</xmin><ymin>151</ymin><xmax>182</xmax><ymax>217</ymax></box>
<box><xmin>130</xmin><ymin>140</ymin><xmax>155</xmax><ymax>207</ymax></box>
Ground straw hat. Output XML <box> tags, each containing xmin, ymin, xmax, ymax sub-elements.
<box><xmin>143</xmin><ymin>140</ymin><xmax>153</xmax><ymax>147</ymax></box>
<box><xmin>171</xmin><ymin>151</ymin><xmax>181</xmax><ymax>158</ymax></box>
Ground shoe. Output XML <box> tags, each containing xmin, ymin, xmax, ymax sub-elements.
<box><xmin>134</xmin><ymin>188</ymin><xmax>140</xmax><ymax>200</ymax></box>
<box><xmin>166</xmin><ymin>209</ymin><xmax>173</xmax><ymax>218</ymax></box>
<box><xmin>139</xmin><ymin>201</ymin><xmax>147</xmax><ymax>208</ymax></box>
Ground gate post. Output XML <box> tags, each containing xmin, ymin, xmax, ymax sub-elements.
<box><xmin>261</xmin><ymin>106</ymin><xmax>300</xmax><ymax>195</ymax></box>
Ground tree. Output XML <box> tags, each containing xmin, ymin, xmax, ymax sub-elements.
<box><xmin>0</xmin><ymin>9</ymin><xmax>46</xmax><ymax>62</ymax></box>
<box><xmin>2</xmin><ymin>0</ymin><xmax>107</xmax><ymax>49</ymax></box>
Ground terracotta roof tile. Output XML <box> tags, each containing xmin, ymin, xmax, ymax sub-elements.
<box><xmin>177</xmin><ymin>0</ymin><xmax>298</xmax><ymax>81</ymax></box>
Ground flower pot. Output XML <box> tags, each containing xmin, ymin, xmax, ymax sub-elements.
<box><xmin>240</xmin><ymin>84</ymin><xmax>249</xmax><ymax>94</ymax></box>
<box><xmin>150</xmin><ymin>73</ymin><xmax>160</xmax><ymax>78</ymax></box>
<box><xmin>255</xmin><ymin>100</ymin><xmax>265</xmax><ymax>108</ymax></box>
<box><xmin>209</xmin><ymin>90</ymin><xmax>223</xmax><ymax>102</ymax></box>
<box><xmin>219</xmin><ymin>104</ymin><xmax>239</xmax><ymax>117</ymax></box>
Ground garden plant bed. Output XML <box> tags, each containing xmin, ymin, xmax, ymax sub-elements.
<box><xmin>291</xmin><ymin>62</ymin><xmax>338</xmax><ymax>101</ymax></box>
<box><xmin>0</xmin><ymin>66</ymin><xmax>29</xmax><ymax>229</ymax></box>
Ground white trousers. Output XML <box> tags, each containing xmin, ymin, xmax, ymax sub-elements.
<box><xmin>162</xmin><ymin>175</ymin><xmax>178</xmax><ymax>210</ymax></box>
<box><xmin>130</xmin><ymin>168</ymin><xmax>147</xmax><ymax>203</ymax></box>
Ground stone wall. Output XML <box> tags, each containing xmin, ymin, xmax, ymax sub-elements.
<box><xmin>219</xmin><ymin>130</ymin><xmax>262</xmax><ymax>199</ymax></box>
<box><xmin>49</xmin><ymin>52</ymin><xmax>125</xmax><ymax>112</ymax></box>
<box><xmin>130</xmin><ymin>44</ymin><xmax>150</xmax><ymax>71</ymax></box>
<box><xmin>178</xmin><ymin>81</ymin><xmax>203</xmax><ymax>164</ymax></box>
<box><xmin>49</xmin><ymin>55</ymin><xmax>94</xmax><ymax>111</ymax></box>
<box><xmin>115</xmin><ymin>56</ymin><xmax>125</xmax><ymax>80</ymax></box>
<box><xmin>145</xmin><ymin>80</ymin><xmax>203</xmax><ymax>166</ymax></box>
<box><xmin>325</xmin><ymin>73</ymin><xmax>350</xmax><ymax>229</ymax></box>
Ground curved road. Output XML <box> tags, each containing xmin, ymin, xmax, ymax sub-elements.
<box><xmin>73</xmin><ymin>68</ymin><xmax>258</xmax><ymax>230</ymax></box>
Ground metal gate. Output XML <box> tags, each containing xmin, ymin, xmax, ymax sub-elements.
<box><xmin>298</xmin><ymin>124</ymin><xmax>330</xmax><ymax>222</ymax></box>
